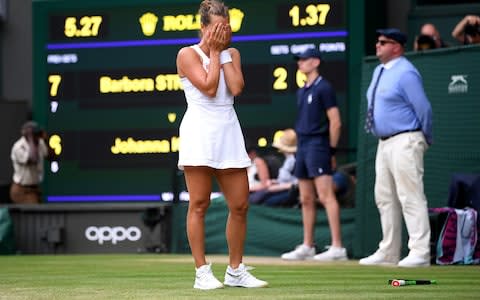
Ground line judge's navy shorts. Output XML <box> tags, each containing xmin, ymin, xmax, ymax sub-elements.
<box><xmin>294</xmin><ymin>136</ymin><xmax>332</xmax><ymax>179</ymax></box>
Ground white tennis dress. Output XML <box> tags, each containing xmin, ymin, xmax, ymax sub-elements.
<box><xmin>178</xmin><ymin>45</ymin><xmax>251</xmax><ymax>170</ymax></box>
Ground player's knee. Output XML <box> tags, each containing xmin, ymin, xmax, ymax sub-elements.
<box><xmin>229</xmin><ymin>200</ymin><xmax>249</xmax><ymax>216</ymax></box>
<box><xmin>188</xmin><ymin>199</ymin><xmax>210</xmax><ymax>216</ymax></box>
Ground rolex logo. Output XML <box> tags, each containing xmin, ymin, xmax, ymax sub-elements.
<box><xmin>139</xmin><ymin>12</ymin><xmax>159</xmax><ymax>36</ymax></box>
<box><xmin>228</xmin><ymin>8</ymin><xmax>244</xmax><ymax>32</ymax></box>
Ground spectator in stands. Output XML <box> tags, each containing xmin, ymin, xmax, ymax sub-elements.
<box><xmin>246</xmin><ymin>141</ymin><xmax>271</xmax><ymax>204</ymax></box>
<box><xmin>246</xmin><ymin>142</ymin><xmax>270</xmax><ymax>191</ymax></box>
<box><xmin>260</xmin><ymin>129</ymin><xmax>299</xmax><ymax>207</ymax></box>
<box><xmin>176</xmin><ymin>0</ymin><xmax>267</xmax><ymax>289</ymax></box>
<box><xmin>10</xmin><ymin>121</ymin><xmax>48</xmax><ymax>204</ymax></box>
<box><xmin>414</xmin><ymin>23</ymin><xmax>448</xmax><ymax>51</ymax></box>
<box><xmin>281</xmin><ymin>48</ymin><xmax>347</xmax><ymax>261</ymax></box>
<box><xmin>360</xmin><ymin>28</ymin><xmax>433</xmax><ymax>268</ymax></box>
<box><xmin>332</xmin><ymin>166</ymin><xmax>356</xmax><ymax>208</ymax></box>
<box><xmin>452</xmin><ymin>15</ymin><xmax>480</xmax><ymax>45</ymax></box>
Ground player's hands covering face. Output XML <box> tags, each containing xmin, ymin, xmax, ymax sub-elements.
<box><xmin>206</xmin><ymin>22</ymin><xmax>231</xmax><ymax>51</ymax></box>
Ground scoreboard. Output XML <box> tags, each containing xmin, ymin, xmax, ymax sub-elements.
<box><xmin>33</xmin><ymin>0</ymin><xmax>348</xmax><ymax>202</ymax></box>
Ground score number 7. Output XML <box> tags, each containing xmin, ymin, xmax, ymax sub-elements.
<box><xmin>48</xmin><ymin>75</ymin><xmax>62</xmax><ymax>97</ymax></box>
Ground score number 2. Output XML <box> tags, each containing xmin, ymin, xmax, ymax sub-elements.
<box><xmin>273</xmin><ymin>67</ymin><xmax>307</xmax><ymax>90</ymax></box>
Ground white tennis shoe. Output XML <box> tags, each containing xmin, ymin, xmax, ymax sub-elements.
<box><xmin>224</xmin><ymin>263</ymin><xmax>268</xmax><ymax>288</ymax></box>
<box><xmin>193</xmin><ymin>263</ymin><xmax>224</xmax><ymax>290</ymax></box>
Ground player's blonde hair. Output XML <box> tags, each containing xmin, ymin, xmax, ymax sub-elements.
<box><xmin>198</xmin><ymin>0</ymin><xmax>229</xmax><ymax>26</ymax></box>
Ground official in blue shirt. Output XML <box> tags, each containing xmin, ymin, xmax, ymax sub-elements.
<box><xmin>360</xmin><ymin>28</ymin><xmax>433</xmax><ymax>268</ymax></box>
<box><xmin>281</xmin><ymin>48</ymin><xmax>347</xmax><ymax>262</ymax></box>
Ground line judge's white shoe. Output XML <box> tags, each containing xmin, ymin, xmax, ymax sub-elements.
<box><xmin>398</xmin><ymin>254</ymin><xmax>430</xmax><ymax>267</ymax></box>
<box><xmin>281</xmin><ymin>244</ymin><xmax>315</xmax><ymax>260</ymax></box>
<box><xmin>313</xmin><ymin>246</ymin><xmax>348</xmax><ymax>261</ymax></box>
<box><xmin>193</xmin><ymin>263</ymin><xmax>224</xmax><ymax>290</ymax></box>
<box><xmin>224</xmin><ymin>263</ymin><xmax>268</xmax><ymax>288</ymax></box>
<box><xmin>358</xmin><ymin>252</ymin><xmax>398</xmax><ymax>266</ymax></box>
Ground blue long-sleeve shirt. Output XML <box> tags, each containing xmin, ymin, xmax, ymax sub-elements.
<box><xmin>277</xmin><ymin>154</ymin><xmax>298</xmax><ymax>185</ymax></box>
<box><xmin>367</xmin><ymin>56</ymin><xmax>433</xmax><ymax>145</ymax></box>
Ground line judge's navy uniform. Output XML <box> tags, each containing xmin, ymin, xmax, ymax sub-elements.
<box><xmin>294</xmin><ymin>76</ymin><xmax>337</xmax><ymax>179</ymax></box>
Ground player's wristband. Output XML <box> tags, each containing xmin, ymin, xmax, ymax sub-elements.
<box><xmin>330</xmin><ymin>147</ymin><xmax>337</xmax><ymax>155</ymax></box>
<box><xmin>220</xmin><ymin>50</ymin><xmax>232</xmax><ymax>64</ymax></box>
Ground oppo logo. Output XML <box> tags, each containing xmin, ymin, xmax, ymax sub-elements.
<box><xmin>85</xmin><ymin>226</ymin><xmax>142</xmax><ymax>245</ymax></box>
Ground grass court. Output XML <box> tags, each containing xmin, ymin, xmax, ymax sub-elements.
<box><xmin>1</xmin><ymin>254</ymin><xmax>479</xmax><ymax>299</ymax></box>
